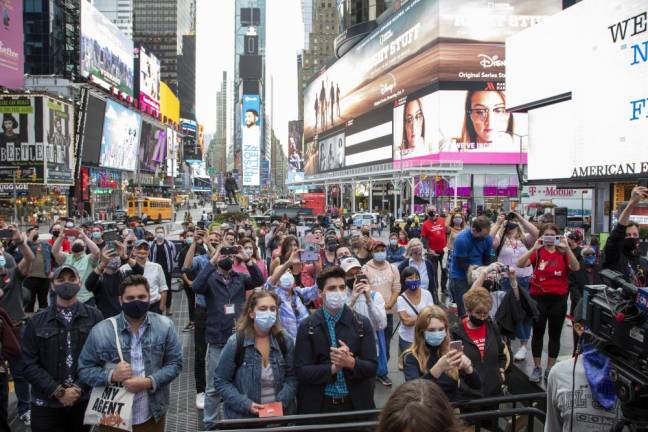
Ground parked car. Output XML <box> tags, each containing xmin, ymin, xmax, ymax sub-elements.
<box><xmin>113</xmin><ymin>209</ymin><xmax>127</xmax><ymax>222</ymax></box>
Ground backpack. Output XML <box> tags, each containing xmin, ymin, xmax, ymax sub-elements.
<box><xmin>234</xmin><ymin>330</ymin><xmax>289</xmax><ymax>368</ymax></box>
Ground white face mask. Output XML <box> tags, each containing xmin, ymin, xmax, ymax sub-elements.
<box><xmin>243</xmin><ymin>247</ymin><xmax>254</xmax><ymax>259</ymax></box>
<box><xmin>279</xmin><ymin>272</ymin><xmax>294</xmax><ymax>290</ymax></box>
<box><xmin>324</xmin><ymin>290</ymin><xmax>346</xmax><ymax>312</ymax></box>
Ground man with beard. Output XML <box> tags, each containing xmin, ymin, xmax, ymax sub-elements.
<box><xmin>603</xmin><ymin>185</ymin><xmax>648</xmax><ymax>286</ymax></box>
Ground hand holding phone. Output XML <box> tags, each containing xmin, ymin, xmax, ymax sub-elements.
<box><xmin>0</xmin><ymin>229</ymin><xmax>13</xmax><ymax>239</ymax></box>
<box><xmin>64</xmin><ymin>228</ymin><xmax>80</xmax><ymax>237</ymax></box>
<box><xmin>449</xmin><ymin>340</ymin><xmax>464</xmax><ymax>353</ymax></box>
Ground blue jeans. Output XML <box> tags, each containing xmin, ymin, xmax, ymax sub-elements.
<box><xmin>449</xmin><ymin>278</ymin><xmax>470</xmax><ymax>317</ymax></box>
<box><xmin>8</xmin><ymin>354</ymin><xmax>30</xmax><ymax>416</ymax></box>
<box><xmin>398</xmin><ymin>336</ymin><xmax>412</xmax><ymax>356</ymax></box>
<box><xmin>203</xmin><ymin>343</ymin><xmax>224</xmax><ymax>429</ymax></box>
<box><xmin>500</xmin><ymin>276</ymin><xmax>532</xmax><ymax>342</ymax></box>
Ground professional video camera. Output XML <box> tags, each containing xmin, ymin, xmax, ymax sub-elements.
<box><xmin>584</xmin><ymin>269</ymin><xmax>648</xmax><ymax>431</ymax></box>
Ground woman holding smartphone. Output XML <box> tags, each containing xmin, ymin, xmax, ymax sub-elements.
<box><xmin>516</xmin><ymin>223</ymin><xmax>580</xmax><ymax>383</ymax></box>
<box><xmin>402</xmin><ymin>306</ymin><xmax>480</xmax><ymax>402</ymax></box>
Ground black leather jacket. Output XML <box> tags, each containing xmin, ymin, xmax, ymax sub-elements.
<box><xmin>21</xmin><ymin>302</ymin><xmax>103</xmax><ymax>405</ymax></box>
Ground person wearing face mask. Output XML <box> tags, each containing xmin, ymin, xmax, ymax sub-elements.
<box><xmin>78</xmin><ymin>275</ymin><xmax>183</xmax><ymax>432</ymax></box>
<box><xmin>149</xmin><ymin>226</ymin><xmax>176</xmax><ymax>316</ymax></box>
<box><xmin>321</xmin><ymin>234</ymin><xmax>339</xmax><ymax>269</ymax></box>
<box><xmin>402</xmin><ymin>306</ymin><xmax>479</xmax><ymax>402</ymax></box>
<box><xmin>213</xmin><ymin>291</ymin><xmax>296</xmax><ymax>419</ymax></box>
<box><xmin>294</xmin><ymin>266</ymin><xmax>377</xmax><ymax>414</ymax></box>
<box><xmin>0</xmin><ymin>228</ymin><xmax>33</xmax><ymax>426</ymax></box>
<box><xmin>361</xmin><ymin>241</ymin><xmax>401</xmax><ymax>385</ymax></box>
<box><xmin>86</xmin><ymin>244</ymin><xmax>144</xmax><ymax>318</ymax></box>
<box><xmin>350</xmin><ymin>233</ymin><xmax>372</xmax><ymax>266</ymax></box>
<box><xmin>90</xmin><ymin>226</ymin><xmax>107</xmax><ymax>251</ymax></box>
<box><xmin>448</xmin><ymin>216</ymin><xmax>493</xmax><ymax>317</ymax></box>
<box><xmin>397</xmin><ymin>266</ymin><xmax>435</xmax><ymax>366</ymax></box>
<box><xmin>386</xmin><ymin>232</ymin><xmax>406</xmax><ymax>264</ymax></box>
<box><xmin>398</xmin><ymin>238</ymin><xmax>438</xmax><ymax>304</ymax></box>
<box><xmin>603</xmin><ymin>185</ymin><xmax>648</xmax><ymax>287</ymax></box>
<box><xmin>567</xmin><ymin>247</ymin><xmax>602</xmax><ymax>355</ymax></box>
<box><xmin>192</xmin><ymin>244</ymin><xmax>264</xmax><ymax>429</ymax></box>
<box><xmin>52</xmin><ymin>225</ymin><xmax>101</xmax><ymax>306</ymax></box>
<box><xmin>21</xmin><ymin>265</ymin><xmax>104</xmax><ymax>432</ymax></box>
<box><xmin>421</xmin><ymin>206</ymin><xmax>449</xmax><ymax>292</ymax></box>
<box><xmin>236</xmin><ymin>237</ymin><xmax>268</xmax><ymax>280</ymax></box>
<box><xmin>48</xmin><ymin>223</ymin><xmax>70</xmax><ymax>252</ymax></box>
<box><xmin>120</xmin><ymin>240</ymin><xmax>168</xmax><ymax>315</ymax></box>
<box><xmin>265</xmin><ymin>249</ymin><xmax>319</xmax><ymax>338</ymax></box>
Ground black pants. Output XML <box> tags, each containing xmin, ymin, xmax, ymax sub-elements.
<box><xmin>531</xmin><ymin>294</ymin><xmax>568</xmax><ymax>359</ymax></box>
<box><xmin>0</xmin><ymin>372</ymin><xmax>9</xmax><ymax>432</ymax></box>
<box><xmin>226</xmin><ymin>190</ymin><xmax>237</xmax><ymax>204</ymax></box>
<box><xmin>150</xmin><ymin>301</ymin><xmax>162</xmax><ymax>314</ymax></box>
<box><xmin>429</xmin><ymin>250</ymin><xmax>447</xmax><ymax>296</ymax></box>
<box><xmin>320</xmin><ymin>396</ymin><xmax>354</xmax><ymax>413</ymax></box>
<box><xmin>164</xmin><ymin>272</ymin><xmax>172</xmax><ymax>310</ymax></box>
<box><xmin>194</xmin><ymin>305</ymin><xmax>207</xmax><ymax>393</ymax></box>
<box><xmin>31</xmin><ymin>402</ymin><xmax>90</xmax><ymax>432</ymax></box>
<box><xmin>385</xmin><ymin>314</ymin><xmax>394</xmax><ymax>362</ymax></box>
<box><xmin>24</xmin><ymin>276</ymin><xmax>49</xmax><ymax>313</ymax></box>
<box><xmin>183</xmin><ymin>282</ymin><xmax>196</xmax><ymax>322</ymax></box>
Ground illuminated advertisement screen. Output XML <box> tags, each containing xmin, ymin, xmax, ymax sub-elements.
<box><xmin>241</xmin><ymin>94</ymin><xmax>261</xmax><ymax>186</ymax></box>
<box><xmin>139</xmin><ymin>119</ymin><xmax>167</xmax><ymax>173</ymax></box>
<box><xmin>45</xmin><ymin>98</ymin><xmax>75</xmax><ymax>185</ymax></box>
<box><xmin>99</xmin><ymin>100</ymin><xmax>141</xmax><ymax>171</ymax></box>
<box><xmin>80</xmin><ymin>0</ymin><xmax>134</xmax><ymax>97</ymax></box>
<box><xmin>138</xmin><ymin>46</ymin><xmax>161</xmax><ymax>113</ymax></box>
<box><xmin>0</xmin><ymin>0</ymin><xmax>24</xmax><ymax>89</ymax></box>
<box><xmin>318</xmin><ymin>131</ymin><xmax>345</xmax><ymax>173</ymax></box>
<box><xmin>288</xmin><ymin>120</ymin><xmax>303</xmax><ymax>173</ymax></box>
<box><xmin>166</xmin><ymin>127</ymin><xmax>179</xmax><ymax>177</ymax></box>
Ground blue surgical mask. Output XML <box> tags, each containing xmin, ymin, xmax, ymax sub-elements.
<box><xmin>185</xmin><ymin>237</ymin><xmax>194</xmax><ymax>245</ymax></box>
<box><xmin>389</xmin><ymin>239</ymin><xmax>397</xmax><ymax>246</ymax></box>
<box><xmin>424</xmin><ymin>330</ymin><xmax>446</xmax><ymax>347</ymax></box>
<box><xmin>405</xmin><ymin>279</ymin><xmax>420</xmax><ymax>291</ymax></box>
<box><xmin>0</xmin><ymin>256</ymin><xmax>6</xmax><ymax>268</ymax></box>
<box><xmin>373</xmin><ymin>251</ymin><xmax>386</xmax><ymax>262</ymax></box>
<box><xmin>92</xmin><ymin>231</ymin><xmax>102</xmax><ymax>240</ymax></box>
<box><xmin>583</xmin><ymin>255</ymin><xmax>596</xmax><ymax>266</ymax></box>
<box><xmin>254</xmin><ymin>310</ymin><xmax>277</xmax><ymax>333</ymax></box>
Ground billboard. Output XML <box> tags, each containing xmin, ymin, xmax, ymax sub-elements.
<box><xmin>166</xmin><ymin>127</ymin><xmax>179</xmax><ymax>177</ymax></box>
<box><xmin>241</xmin><ymin>95</ymin><xmax>261</xmax><ymax>186</ymax></box>
<box><xmin>507</xmin><ymin>0</ymin><xmax>648</xmax><ymax>182</ymax></box>
<box><xmin>0</xmin><ymin>0</ymin><xmax>24</xmax><ymax>89</ymax></box>
<box><xmin>288</xmin><ymin>120</ymin><xmax>304</xmax><ymax>173</ymax></box>
<box><xmin>99</xmin><ymin>100</ymin><xmax>141</xmax><ymax>171</ymax></box>
<box><xmin>139</xmin><ymin>120</ymin><xmax>167</xmax><ymax>173</ymax></box>
<box><xmin>80</xmin><ymin>0</ymin><xmax>134</xmax><ymax>97</ymax></box>
<box><xmin>80</xmin><ymin>93</ymin><xmax>106</xmax><ymax>165</ymax></box>
<box><xmin>318</xmin><ymin>131</ymin><xmax>345</xmax><ymax>173</ymax></box>
<box><xmin>45</xmin><ymin>98</ymin><xmax>75</xmax><ymax>185</ymax></box>
<box><xmin>137</xmin><ymin>47</ymin><xmax>161</xmax><ymax>113</ymax></box>
<box><xmin>392</xmin><ymin>89</ymin><xmax>528</xmax><ymax>164</ymax></box>
<box><xmin>181</xmin><ymin>119</ymin><xmax>198</xmax><ymax>159</ymax></box>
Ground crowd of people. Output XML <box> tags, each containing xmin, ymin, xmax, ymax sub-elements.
<box><xmin>0</xmin><ymin>187</ymin><xmax>645</xmax><ymax>431</ymax></box>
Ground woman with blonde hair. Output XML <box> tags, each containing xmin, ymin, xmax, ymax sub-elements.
<box><xmin>398</xmin><ymin>238</ymin><xmax>438</xmax><ymax>303</ymax></box>
<box><xmin>403</xmin><ymin>305</ymin><xmax>480</xmax><ymax>401</ymax></box>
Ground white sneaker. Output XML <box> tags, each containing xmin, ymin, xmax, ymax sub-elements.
<box><xmin>196</xmin><ymin>392</ymin><xmax>205</xmax><ymax>410</ymax></box>
<box><xmin>514</xmin><ymin>346</ymin><xmax>528</xmax><ymax>361</ymax></box>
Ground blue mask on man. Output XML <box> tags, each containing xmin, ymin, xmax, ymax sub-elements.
<box><xmin>582</xmin><ymin>342</ymin><xmax>617</xmax><ymax>410</ymax></box>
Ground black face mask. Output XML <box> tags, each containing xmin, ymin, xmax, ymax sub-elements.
<box><xmin>122</xmin><ymin>300</ymin><xmax>149</xmax><ymax>319</ymax></box>
<box><xmin>52</xmin><ymin>230</ymin><xmax>60</xmax><ymax>238</ymax></box>
<box><xmin>482</xmin><ymin>279</ymin><xmax>495</xmax><ymax>291</ymax></box>
<box><xmin>54</xmin><ymin>282</ymin><xmax>80</xmax><ymax>300</ymax></box>
<box><xmin>71</xmin><ymin>243</ymin><xmax>85</xmax><ymax>254</ymax></box>
<box><xmin>623</xmin><ymin>237</ymin><xmax>639</xmax><ymax>256</ymax></box>
<box><xmin>327</xmin><ymin>243</ymin><xmax>337</xmax><ymax>253</ymax></box>
<box><xmin>469</xmin><ymin>315</ymin><xmax>486</xmax><ymax>327</ymax></box>
<box><xmin>428</xmin><ymin>212</ymin><xmax>436</xmax><ymax>219</ymax></box>
<box><xmin>218</xmin><ymin>257</ymin><xmax>233</xmax><ymax>271</ymax></box>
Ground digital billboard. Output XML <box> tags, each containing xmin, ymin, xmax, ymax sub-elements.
<box><xmin>80</xmin><ymin>93</ymin><xmax>106</xmax><ymax>165</ymax></box>
<box><xmin>139</xmin><ymin>120</ymin><xmax>167</xmax><ymax>173</ymax></box>
<box><xmin>241</xmin><ymin>95</ymin><xmax>261</xmax><ymax>186</ymax></box>
<box><xmin>45</xmin><ymin>98</ymin><xmax>75</xmax><ymax>185</ymax></box>
<box><xmin>166</xmin><ymin>127</ymin><xmax>179</xmax><ymax>177</ymax></box>
<box><xmin>137</xmin><ymin>46</ymin><xmax>161</xmax><ymax>113</ymax></box>
<box><xmin>99</xmin><ymin>100</ymin><xmax>141</xmax><ymax>171</ymax></box>
<box><xmin>287</xmin><ymin>120</ymin><xmax>303</xmax><ymax>173</ymax></box>
<box><xmin>181</xmin><ymin>119</ymin><xmax>198</xmax><ymax>160</ymax></box>
<box><xmin>0</xmin><ymin>96</ymin><xmax>45</xmax><ymax>183</ymax></box>
<box><xmin>0</xmin><ymin>0</ymin><xmax>24</xmax><ymax>89</ymax></box>
<box><xmin>80</xmin><ymin>0</ymin><xmax>134</xmax><ymax>97</ymax></box>
<box><xmin>392</xmin><ymin>89</ymin><xmax>528</xmax><ymax>164</ymax></box>
<box><xmin>318</xmin><ymin>131</ymin><xmax>345</xmax><ymax>173</ymax></box>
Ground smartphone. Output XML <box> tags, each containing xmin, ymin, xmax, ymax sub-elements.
<box><xmin>355</xmin><ymin>273</ymin><xmax>368</xmax><ymax>284</ymax></box>
<box><xmin>0</xmin><ymin>229</ymin><xmax>12</xmax><ymax>239</ymax></box>
<box><xmin>106</xmin><ymin>240</ymin><xmax>116</xmax><ymax>251</ymax></box>
<box><xmin>64</xmin><ymin>228</ymin><xmax>79</xmax><ymax>237</ymax></box>
<box><xmin>541</xmin><ymin>235</ymin><xmax>561</xmax><ymax>246</ymax></box>
<box><xmin>220</xmin><ymin>246</ymin><xmax>239</xmax><ymax>256</ymax></box>
<box><xmin>638</xmin><ymin>178</ymin><xmax>648</xmax><ymax>188</ymax></box>
<box><xmin>507</xmin><ymin>212</ymin><xmax>517</xmax><ymax>220</ymax></box>
<box><xmin>449</xmin><ymin>341</ymin><xmax>464</xmax><ymax>352</ymax></box>
<box><xmin>197</xmin><ymin>221</ymin><xmax>206</xmax><ymax>229</ymax></box>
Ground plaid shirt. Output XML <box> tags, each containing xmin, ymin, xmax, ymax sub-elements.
<box><xmin>129</xmin><ymin>319</ymin><xmax>151</xmax><ymax>425</ymax></box>
<box><xmin>266</xmin><ymin>281</ymin><xmax>319</xmax><ymax>338</ymax></box>
<box><xmin>323</xmin><ymin>308</ymin><xmax>349</xmax><ymax>397</ymax></box>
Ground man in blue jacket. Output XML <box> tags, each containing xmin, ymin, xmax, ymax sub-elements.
<box><xmin>192</xmin><ymin>245</ymin><xmax>263</xmax><ymax>429</ymax></box>
<box><xmin>77</xmin><ymin>274</ymin><xmax>182</xmax><ymax>432</ymax></box>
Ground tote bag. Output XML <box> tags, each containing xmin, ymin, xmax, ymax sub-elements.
<box><xmin>84</xmin><ymin>317</ymin><xmax>135</xmax><ymax>431</ymax></box>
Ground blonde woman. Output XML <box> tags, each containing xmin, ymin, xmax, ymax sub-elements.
<box><xmin>402</xmin><ymin>306</ymin><xmax>480</xmax><ymax>402</ymax></box>
<box><xmin>397</xmin><ymin>238</ymin><xmax>438</xmax><ymax>303</ymax></box>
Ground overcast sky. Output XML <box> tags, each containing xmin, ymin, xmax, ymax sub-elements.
<box><xmin>196</xmin><ymin>0</ymin><xmax>304</xmax><ymax>149</ymax></box>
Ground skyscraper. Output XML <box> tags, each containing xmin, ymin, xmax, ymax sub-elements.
<box><xmin>178</xmin><ymin>33</ymin><xmax>196</xmax><ymax>120</ymax></box>
<box><xmin>91</xmin><ymin>0</ymin><xmax>134</xmax><ymax>37</ymax></box>
<box><xmin>214</xmin><ymin>71</ymin><xmax>228</xmax><ymax>174</ymax></box>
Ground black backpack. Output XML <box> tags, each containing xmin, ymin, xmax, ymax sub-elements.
<box><xmin>234</xmin><ymin>330</ymin><xmax>289</xmax><ymax>368</ymax></box>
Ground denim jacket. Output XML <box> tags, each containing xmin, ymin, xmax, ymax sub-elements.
<box><xmin>77</xmin><ymin>312</ymin><xmax>183</xmax><ymax>422</ymax></box>
<box><xmin>214</xmin><ymin>330</ymin><xmax>296</xmax><ymax>419</ymax></box>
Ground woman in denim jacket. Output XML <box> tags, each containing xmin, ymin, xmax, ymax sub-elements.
<box><xmin>214</xmin><ymin>290</ymin><xmax>297</xmax><ymax>419</ymax></box>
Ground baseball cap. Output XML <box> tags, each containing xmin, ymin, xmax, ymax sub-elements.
<box><xmin>52</xmin><ymin>264</ymin><xmax>79</xmax><ymax>280</ymax></box>
<box><xmin>340</xmin><ymin>257</ymin><xmax>361</xmax><ymax>273</ymax></box>
<box><xmin>134</xmin><ymin>239</ymin><xmax>150</xmax><ymax>248</ymax></box>
<box><xmin>371</xmin><ymin>240</ymin><xmax>386</xmax><ymax>250</ymax></box>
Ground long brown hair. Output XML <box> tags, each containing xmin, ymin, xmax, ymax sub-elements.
<box><xmin>459</xmin><ymin>90</ymin><xmax>513</xmax><ymax>143</ymax></box>
<box><xmin>403</xmin><ymin>306</ymin><xmax>458</xmax><ymax>381</ymax></box>
<box><xmin>279</xmin><ymin>235</ymin><xmax>299</xmax><ymax>264</ymax></box>
<box><xmin>236</xmin><ymin>290</ymin><xmax>283</xmax><ymax>338</ymax></box>
<box><xmin>239</xmin><ymin>236</ymin><xmax>261</xmax><ymax>261</ymax></box>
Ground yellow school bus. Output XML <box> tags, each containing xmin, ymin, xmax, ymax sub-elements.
<box><xmin>128</xmin><ymin>197</ymin><xmax>173</xmax><ymax>222</ymax></box>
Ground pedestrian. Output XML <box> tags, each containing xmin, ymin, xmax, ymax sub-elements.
<box><xmin>78</xmin><ymin>274</ymin><xmax>183</xmax><ymax>432</ymax></box>
<box><xmin>294</xmin><ymin>266</ymin><xmax>377</xmax><ymax>414</ymax></box>
<box><xmin>121</xmin><ymin>240</ymin><xmax>168</xmax><ymax>314</ymax></box>
<box><xmin>21</xmin><ymin>265</ymin><xmax>104</xmax><ymax>432</ymax></box>
<box><xmin>421</xmin><ymin>206</ymin><xmax>448</xmax><ymax>294</ymax></box>
<box><xmin>396</xmin><ymin>266</ymin><xmax>435</xmax><ymax>365</ymax></box>
<box><xmin>386</xmin><ymin>232</ymin><xmax>406</xmax><ymax>264</ymax></box>
<box><xmin>192</xmin><ymin>244</ymin><xmax>264</xmax><ymax>429</ymax></box>
<box><xmin>149</xmin><ymin>226</ymin><xmax>176</xmax><ymax>316</ymax></box>
<box><xmin>24</xmin><ymin>226</ymin><xmax>53</xmax><ymax>313</ymax></box>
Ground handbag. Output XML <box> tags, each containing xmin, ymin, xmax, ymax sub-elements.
<box><xmin>84</xmin><ymin>317</ymin><xmax>135</xmax><ymax>431</ymax></box>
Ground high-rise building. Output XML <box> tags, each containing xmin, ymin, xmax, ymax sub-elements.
<box><xmin>178</xmin><ymin>33</ymin><xmax>196</xmax><ymax>120</ymax></box>
<box><xmin>91</xmin><ymin>0</ymin><xmax>134</xmax><ymax>37</ymax></box>
<box><xmin>300</xmin><ymin>0</ymin><xmax>336</xmax><ymax>89</ymax></box>
<box><xmin>213</xmin><ymin>71</ymin><xmax>228</xmax><ymax>174</ymax></box>
<box><xmin>132</xmin><ymin>0</ymin><xmax>194</xmax><ymax>93</ymax></box>
<box><xmin>270</xmin><ymin>129</ymin><xmax>287</xmax><ymax>193</ymax></box>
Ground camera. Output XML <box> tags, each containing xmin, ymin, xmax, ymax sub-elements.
<box><xmin>507</xmin><ymin>212</ymin><xmax>517</xmax><ymax>220</ymax></box>
<box><xmin>540</xmin><ymin>235</ymin><xmax>561</xmax><ymax>246</ymax></box>
<box><xmin>499</xmin><ymin>264</ymin><xmax>510</xmax><ymax>274</ymax></box>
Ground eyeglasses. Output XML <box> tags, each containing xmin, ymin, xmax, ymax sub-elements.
<box><xmin>467</xmin><ymin>107</ymin><xmax>508</xmax><ymax>121</ymax></box>
<box><xmin>405</xmin><ymin>111</ymin><xmax>424</xmax><ymax>125</ymax></box>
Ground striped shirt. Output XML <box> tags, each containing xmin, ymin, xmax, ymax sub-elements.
<box><xmin>129</xmin><ymin>320</ymin><xmax>150</xmax><ymax>425</ymax></box>
<box><xmin>323</xmin><ymin>308</ymin><xmax>349</xmax><ymax>397</ymax></box>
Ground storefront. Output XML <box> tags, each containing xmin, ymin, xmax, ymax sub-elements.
<box><xmin>87</xmin><ymin>168</ymin><xmax>124</xmax><ymax>219</ymax></box>
<box><xmin>0</xmin><ymin>185</ymin><xmax>70</xmax><ymax>225</ymax></box>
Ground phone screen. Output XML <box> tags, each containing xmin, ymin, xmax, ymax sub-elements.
<box><xmin>449</xmin><ymin>341</ymin><xmax>463</xmax><ymax>352</ymax></box>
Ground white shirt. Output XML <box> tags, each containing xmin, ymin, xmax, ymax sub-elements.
<box><xmin>397</xmin><ymin>289</ymin><xmax>434</xmax><ymax>342</ymax></box>
<box><xmin>345</xmin><ymin>289</ymin><xmax>387</xmax><ymax>332</ymax></box>
<box><xmin>120</xmin><ymin>261</ymin><xmax>168</xmax><ymax>304</ymax></box>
